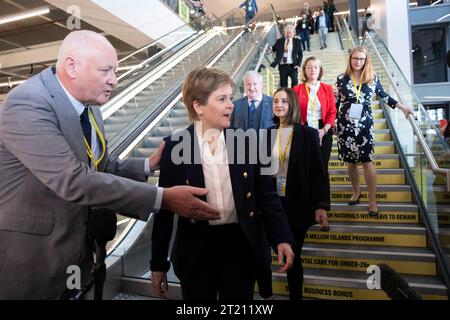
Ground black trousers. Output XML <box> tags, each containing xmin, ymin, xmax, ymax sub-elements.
<box><xmin>286</xmin><ymin>228</ymin><xmax>308</xmax><ymax>300</ymax></box>
<box><xmin>276</xmin><ymin>197</ymin><xmax>308</xmax><ymax>300</ymax></box>
<box><xmin>179</xmin><ymin>224</ymin><xmax>256</xmax><ymax>300</ymax></box>
<box><xmin>278</xmin><ymin>64</ymin><xmax>299</xmax><ymax>88</ymax></box>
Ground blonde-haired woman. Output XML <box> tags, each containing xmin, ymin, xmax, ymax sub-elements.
<box><xmin>335</xmin><ymin>46</ymin><xmax>413</xmax><ymax>216</ymax></box>
<box><xmin>293</xmin><ymin>56</ymin><xmax>336</xmax><ymax>170</ymax></box>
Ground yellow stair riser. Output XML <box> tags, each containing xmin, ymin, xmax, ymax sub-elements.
<box><xmin>327</xmin><ymin>210</ymin><xmax>419</xmax><ymax>224</ymax></box>
<box><xmin>269</xmin><ymin>254</ymin><xmax>435</xmax><ymax>276</ymax></box>
<box><xmin>268</xmin><ymin>283</ymin><xmax>448</xmax><ymax>300</ymax></box>
<box><xmin>328</xmin><ymin>159</ymin><xmax>400</xmax><ymax>169</ymax></box>
<box><xmin>374</xmin><ymin>122</ymin><xmax>387</xmax><ymax>129</ymax></box>
<box><xmin>300</xmin><ymin>256</ymin><xmax>436</xmax><ymax>276</ymax></box>
<box><xmin>329</xmin><ymin>174</ymin><xmax>405</xmax><ymax>185</ymax></box>
<box><xmin>331</xmin><ymin>145</ymin><xmax>394</xmax><ymax>155</ymax></box>
<box><xmin>331</xmin><ymin>191</ymin><xmax>411</xmax><ymax>203</ymax></box>
<box><xmin>304</xmin><ymin>231</ymin><xmax>426</xmax><ymax>247</ymax></box>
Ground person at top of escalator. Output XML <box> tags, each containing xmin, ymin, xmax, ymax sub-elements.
<box><xmin>239</xmin><ymin>0</ymin><xmax>258</xmax><ymax>24</ymax></box>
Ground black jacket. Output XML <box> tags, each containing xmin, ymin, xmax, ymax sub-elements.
<box><xmin>270</xmin><ymin>37</ymin><xmax>303</xmax><ymax>68</ymax></box>
<box><xmin>267</xmin><ymin>124</ymin><xmax>330</xmax><ymax>237</ymax></box>
<box><xmin>150</xmin><ymin>125</ymin><xmax>293</xmax><ymax>280</ymax></box>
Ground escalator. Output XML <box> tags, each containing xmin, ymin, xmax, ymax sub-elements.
<box><xmin>100</xmin><ymin>9</ymin><xmax>247</xmax><ymax>143</ymax></box>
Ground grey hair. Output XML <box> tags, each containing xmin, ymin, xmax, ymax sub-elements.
<box><xmin>243</xmin><ymin>70</ymin><xmax>263</xmax><ymax>83</ymax></box>
<box><xmin>284</xmin><ymin>24</ymin><xmax>295</xmax><ymax>33</ymax></box>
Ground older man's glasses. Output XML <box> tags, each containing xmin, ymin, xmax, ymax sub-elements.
<box><xmin>351</xmin><ymin>57</ymin><xmax>366</xmax><ymax>62</ymax></box>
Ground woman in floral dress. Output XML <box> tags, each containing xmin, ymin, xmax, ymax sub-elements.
<box><xmin>335</xmin><ymin>46</ymin><xmax>413</xmax><ymax>216</ymax></box>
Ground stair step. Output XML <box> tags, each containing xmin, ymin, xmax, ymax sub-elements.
<box><xmin>271</xmin><ymin>269</ymin><xmax>447</xmax><ymax>300</ymax></box>
<box><xmin>271</xmin><ymin>243</ymin><xmax>436</xmax><ymax>276</ymax></box>
<box><xmin>300</xmin><ymin>243</ymin><xmax>436</xmax><ymax>276</ymax></box>
<box><xmin>329</xmin><ymin>154</ymin><xmax>400</xmax><ymax>169</ymax></box>
<box><xmin>328</xmin><ymin>203</ymin><xmax>419</xmax><ymax>224</ymax></box>
<box><xmin>331</xmin><ymin>184</ymin><xmax>412</xmax><ymax>203</ymax></box>
<box><xmin>304</xmin><ymin>222</ymin><xmax>426</xmax><ymax>248</ymax></box>
<box><xmin>329</xmin><ymin>168</ymin><xmax>405</xmax><ymax>185</ymax></box>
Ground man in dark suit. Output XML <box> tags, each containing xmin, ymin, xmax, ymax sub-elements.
<box><xmin>0</xmin><ymin>30</ymin><xmax>219</xmax><ymax>299</ymax></box>
<box><xmin>270</xmin><ymin>24</ymin><xmax>303</xmax><ymax>88</ymax></box>
<box><xmin>230</xmin><ymin>71</ymin><xmax>275</xmax><ymax>131</ymax></box>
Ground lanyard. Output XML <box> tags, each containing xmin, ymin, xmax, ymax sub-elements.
<box><xmin>351</xmin><ymin>73</ymin><xmax>363</xmax><ymax>103</ymax></box>
<box><xmin>278</xmin><ymin>127</ymin><xmax>294</xmax><ymax>172</ymax></box>
<box><xmin>305</xmin><ymin>83</ymin><xmax>319</xmax><ymax>116</ymax></box>
<box><xmin>284</xmin><ymin>38</ymin><xmax>291</xmax><ymax>52</ymax></box>
<box><xmin>83</xmin><ymin>108</ymin><xmax>106</xmax><ymax>171</ymax></box>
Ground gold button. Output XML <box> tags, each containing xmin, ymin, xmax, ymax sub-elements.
<box><xmin>249</xmin><ymin>211</ymin><xmax>255</xmax><ymax>218</ymax></box>
<box><xmin>186</xmin><ymin>179</ymin><xmax>189</xmax><ymax>185</ymax></box>
<box><xmin>246</xmin><ymin>192</ymin><xmax>252</xmax><ymax>198</ymax></box>
<box><xmin>243</xmin><ymin>172</ymin><xmax>248</xmax><ymax>178</ymax></box>
<box><xmin>190</xmin><ymin>219</ymin><xmax>196</xmax><ymax>224</ymax></box>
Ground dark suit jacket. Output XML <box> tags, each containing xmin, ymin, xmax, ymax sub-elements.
<box><xmin>315</xmin><ymin>14</ymin><xmax>331</xmax><ymax>30</ymax></box>
<box><xmin>270</xmin><ymin>37</ymin><xmax>303</xmax><ymax>68</ymax></box>
<box><xmin>150</xmin><ymin>125</ymin><xmax>293</xmax><ymax>281</ymax></box>
<box><xmin>268</xmin><ymin>124</ymin><xmax>329</xmax><ymax>237</ymax></box>
<box><xmin>230</xmin><ymin>95</ymin><xmax>275</xmax><ymax>130</ymax></box>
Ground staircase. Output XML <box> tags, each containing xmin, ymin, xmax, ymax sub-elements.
<box><xmin>263</xmin><ymin>32</ymin><xmax>448</xmax><ymax>300</ymax></box>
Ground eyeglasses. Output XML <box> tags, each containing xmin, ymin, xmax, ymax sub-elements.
<box><xmin>351</xmin><ymin>57</ymin><xmax>366</xmax><ymax>62</ymax></box>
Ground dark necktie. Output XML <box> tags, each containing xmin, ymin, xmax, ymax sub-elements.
<box><xmin>248</xmin><ymin>100</ymin><xmax>256</xmax><ymax>128</ymax></box>
<box><xmin>80</xmin><ymin>107</ymin><xmax>92</xmax><ymax>147</ymax></box>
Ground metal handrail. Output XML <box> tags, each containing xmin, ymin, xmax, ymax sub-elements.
<box><xmin>362</xmin><ymin>31</ymin><xmax>450</xmax><ymax>153</ymax></box>
<box><xmin>338</xmin><ymin>14</ymin><xmax>450</xmax><ymax>299</ymax></box>
<box><xmin>364</xmin><ymin>33</ymin><xmax>450</xmax><ymax>192</ymax></box>
<box><xmin>342</xmin><ymin>16</ymin><xmax>357</xmax><ymax>48</ymax></box>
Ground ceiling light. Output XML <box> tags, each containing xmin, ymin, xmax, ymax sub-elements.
<box><xmin>0</xmin><ymin>6</ymin><xmax>50</xmax><ymax>25</ymax></box>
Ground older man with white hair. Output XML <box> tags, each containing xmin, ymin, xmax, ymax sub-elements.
<box><xmin>0</xmin><ymin>30</ymin><xmax>219</xmax><ymax>299</ymax></box>
<box><xmin>230</xmin><ymin>70</ymin><xmax>275</xmax><ymax>131</ymax></box>
<box><xmin>270</xmin><ymin>25</ymin><xmax>303</xmax><ymax>88</ymax></box>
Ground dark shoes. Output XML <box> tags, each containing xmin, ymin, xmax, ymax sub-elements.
<box><xmin>368</xmin><ymin>207</ymin><xmax>379</xmax><ymax>217</ymax></box>
<box><xmin>348</xmin><ymin>193</ymin><xmax>361</xmax><ymax>205</ymax></box>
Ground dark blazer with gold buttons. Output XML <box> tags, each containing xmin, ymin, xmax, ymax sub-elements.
<box><xmin>150</xmin><ymin>125</ymin><xmax>293</xmax><ymax>281</ymax></box>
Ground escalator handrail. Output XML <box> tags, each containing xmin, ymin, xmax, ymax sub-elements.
<box><xmin>116</xmin><ymin>8</ymin><xmax>244</xmax><ymax>83</ymax></box>
<box><xmin>117</xmin><ymin>7</ymin><xmax>240</xmax><ymax>65</ymax></box>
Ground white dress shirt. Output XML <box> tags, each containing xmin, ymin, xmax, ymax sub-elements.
<box><xmin>195</xmin><ymin>123</ymin><xmax>238</xmax><ymax>225</ymax></box>
<box><xmin>285</xmin><ymin>38</ymin><xmax>294</xmax><ymax>64</ymax></box>
<box><xmin>306</xmin><ymin>82</ymin><xmax>322</xmax><ymax>126</ymax></box>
